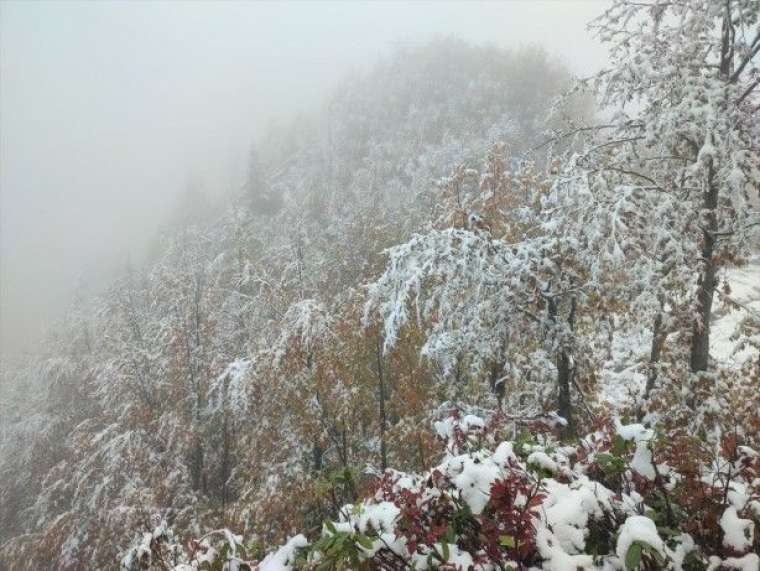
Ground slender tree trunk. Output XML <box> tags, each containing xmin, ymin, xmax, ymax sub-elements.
<box><xmin>375</xmin><ymin>339</ymin><xmax>388</xmax><ymax>472</ymax></box>
<box><xmin>645</xmin><ymin>298</ymin><xmax>666</xmax><ymax>399</ymax></box>
<box><xmin>340</xmin><ymin>423</ymin><xmax>349</xmax><ymax>468</ymax></box>
<box><xmin>489</xmin><ymin>360</ymin><xmax>505</xmax><ymax>410</ymax></box>
<box><xmin>548</xmin><ymin>295</ymin><xmax>574</xmax><ymax>436</ymax></box>
<box><xmin>606</xmin><ymin>314</ymin><xmax>614</xmax><ymax>361</ymax></box>
<box><xmin>690</xmin><ymin>6</ymin><xmax>734</xmax><ymax>373</ymax></box>
<box><xmin>307</xmin><ymin>351</ymin><xmax>324</xmax><ymax>473</ymax></box>
<box><xmin>557</xmin><ymin>351</ymin><xmax>573</xmax><ymax>436</ymax></box>
<box><xmin>192</xmin><ymin>366</ymin><xmax>206</xmax><ymax>493</ymax></box>
<box><xmin>312</xmin><ymin>441</ymin><xmax>323</xmax><ymax>472</ymax></box>
<box><xmin>220</xmin><ymin>413</ymin><xmax>230</xmax><ymax>507</ymax></box>
<box><xmin>689</xmin><ymin>165</ymin><xmax>718</xmax><ymax>373</ymax></box>
<box><xmin>235</xmin><ymin>244</ymin><xmax>250</xmax><ymax>352</ymax></box>
<box><xmin>191</xmin><ymin>434</ymin><xmax>205</xmax><ymax>492</ymax></box>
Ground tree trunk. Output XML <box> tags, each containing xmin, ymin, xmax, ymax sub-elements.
<box><xmin>191</xmin><ymin>435</ymin><xmax>205</xmax><ymax>492</ymax></box>
<box><xmin>220</xmin><ymin>414</ymin><xmax>231</xmax><ymax>507</ymax></box>
<box><xmin>645</xmin><ymin>300</ymin><xmax>666</xmax><ymax>399</ymax></box>
<box><xmin>689</xmin><ymin>163</ymin><xmax>718</xmax><ymax>373</ymax></box>
<box><xmin>375</xmin><ymin>339</ymin><xmax>388</xmax><ymax>472</ymax></box>
<box><xmin>489</xmin><ymin>360</ymin><xmax>505</xmax><ymax>410</ymax></box>
<box><xmin>557</xmin><ymin>350</ymin><xmax>574</xmax><ymax>436</ymax></box>
<box><xmin>689</xmin><ymin>5</ymin><xmax>734</xmax><ymax>373</ymax></box>
<box><xmin>312</xmin><ymin>441</ymin><xmax>323</xmax><ymax>472</ymax></box>
<box><xmin>548</xmin><ymin>295</ymin><xmax>574</xmax><ymax>436</ymax></box>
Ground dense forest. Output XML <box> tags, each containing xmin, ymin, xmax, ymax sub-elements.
<box><xmin>1</xmin><ymin>1</ymin><xmax>759</xmax><ymax>570</ymax></box>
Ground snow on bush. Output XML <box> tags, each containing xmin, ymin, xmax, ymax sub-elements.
<box><xmin>123</xmin><ymin>409</ymin><xmax>759</xmax><ymax>570</ymax></box>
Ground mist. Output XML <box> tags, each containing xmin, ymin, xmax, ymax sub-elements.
<box><xmin>0</xmin><ymin>0</ymin><xmax>607</xmax><ymax>361</ymax></box>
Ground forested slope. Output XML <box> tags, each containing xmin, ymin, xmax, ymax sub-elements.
<box><xmin>0</xmin><ymin>40</ymin><xmax>586</xmax><ymax>569</ymax></box>
<box><xmin>1</xmin><ymin>1</ymin><xmax>759</xmax><ymax>569</ymax></box>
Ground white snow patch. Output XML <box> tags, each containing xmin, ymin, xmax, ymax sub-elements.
<box><xmin>258</xmin><ymin>534</ymin><xmax>308</xmax><ymax>571</ymax></box>
<box><xmin>616</xmin><ymin>516</ymin><xmax>664</xmax><ymax>568</ymax></box>
<box><xmin>720</xmin><ymin>506</ymin><xmax>755</xmax><ymax>552</ymax></box>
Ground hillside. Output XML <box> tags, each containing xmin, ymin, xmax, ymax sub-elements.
<box><xmin>0</xmin><ymin>40</ymin><xmax>586</xmax><ymax>569</ymax></box>
<box><xmin>1</xmin><ymin>2</ymin><xmax>759</xmax><ymax>570</ymax></box>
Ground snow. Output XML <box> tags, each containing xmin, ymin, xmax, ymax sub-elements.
<box><xmin>600</xmin><ymin>363</ymin><xmax>647</xmax><ymax>410</ymax></box>
<box><xmin>719</xmin><ymin>506</ymin><xmax>755</xmax><ymax>553</ymax></box>
<box><xmin>711</xmin><ymin>261</ymin><xmax>760</xmax><ymax>368</ymax></box>
<box><xmin>491</xmin><ymin>441</ymin><xmax>518</xmax><ymax>467</ymax></box>
<box><xmin>527</xmin><ymin>451</ymin><xmax>559</xmax><ymax>474</ymax></box>
<box><xmin>536</xmin><ymin>526</ymin><xmax>594</xmax><ymax>571</ymax></box>
<box><xmin>616</xmin><ymin>516</ymin><xmax>664</xmax><ymax>568</ymax></box>
<box><xmin>273</xmin><ymin>299</ymin><xmax>333</xmax><ymax>366</ymax></box>
<box><xmin>434</xmin><ymin>414</ymin><xmax>484</xmax><ymax>443</ymax></box>
<box><xmin>410</xmin><ymin>543</ymin><xmax>475</xmax><ymax>570</ymax></box>
<box><xmin>615</xmin><ymin>420</ymin><xmax>656</xmax><ymax>480</ymax></box>
<box><xmin>615</xmin><ymin>421</ymin><xmax>652</xmax><ymax>442</ymax></box>
<box><xmin>707</xmin><ymin>553</ymin><xmax>760</xmax><ymax>571</ymax></box>
<box><xmin>541</xmin><ymin>479</ymin><xmax>605</xmax><ymax>556</ymax></box>
<box><xmin>258</xmin><ymin>534</ymin><xmax>308</xmax><ymax>571</ymax></box>
<box><xmin>2</xmin><ymin>3</ymin><xmax>759</xmax><ymax>568</ymax></box>
<box><xmin>120</xmin><ymin>533</ymin><xmax>152</xmax><ymax>570</ymax></box>
<box><xmin>443</xmin><ymin>451</ymin><xmax>501</xmax><ymax>515</ymax></box>
<box><xmin>442</xmin><ymin>544</ymin><xmax>475</xmax><ymax>569</ymax></box>
<box><xmin>669</xmin><ymin>534</ymin><xmax>697</xmax><ymax>571</ymax></box>
<box><xmin>207</xmin><ymin>359</ymin><xmax>252</xmax><ymax>415</ymax></box>
<box><xmin>630</xmin><ymin>442</ymin><xmax>655</xmax><ymax>481</ymax></box>
<box><xmin>347</xmin><ymin>501</ymin><xmax>400</xmax><ymax>534</ymax></box>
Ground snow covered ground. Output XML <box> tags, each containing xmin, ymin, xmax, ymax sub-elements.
<box><xmin>711</xmin><ymin>259</ymin><xmax>760</xmax><ymax>368</ymax></box>
<box><xmin>601</xmin><ymin>259</ymin><xmax>760</xmax><ymax>408</ymax></box>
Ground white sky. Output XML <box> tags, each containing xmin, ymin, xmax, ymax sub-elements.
<box><xmin>0</xmin><ymin>0</ymin><xmax>609</xmax><ymax>361</ymax></box>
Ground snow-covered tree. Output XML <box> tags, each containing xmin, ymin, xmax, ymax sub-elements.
<box><xmin>574</xmin><ymin>0</ymin><xmax>760</xmax><ymax>376</ymax></box>
<box><xmin>365</xmin><ymin>146</ymin><xmax>602</xmax><ymax>434</ymax></box>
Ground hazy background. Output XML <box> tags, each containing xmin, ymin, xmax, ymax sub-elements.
<box><xmin>0</xmin><ymin>0</ymin><xmax>608</xmax><ymax>363</ymax></box>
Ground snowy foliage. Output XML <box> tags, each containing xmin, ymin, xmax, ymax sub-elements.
<box><xmin>0</xmin><ymin>39</ymin><xmax>581</xmax><ymax>569</ymax></box>
<box><xmin>1</xmin><ymin>5</ymin><xmax>758</xmax><ymax>570</ymax></box>
<box><xmin>127</xmin><ymin>410</ymin><xmax>760</xmax><ymax>570</ymax></box>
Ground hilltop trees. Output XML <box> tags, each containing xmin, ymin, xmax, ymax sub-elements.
<box><xmin>364</xmin><ymin>146</ymin><xmax>602</xmax><ymax>435</ymax></box>
<box><xmin>0</xmin><ymin>40</ymin><xmax>585</xmax><ymax>569</ymax></box>
<box><xmin>539</xmin><ymin>0</ymin><xmax>760</xmax><ymax>430</ymax></box>
<box><xmin>565</xmin><ymin>0</ymin><xmax>760</xmax><ymax>377</ymax></box>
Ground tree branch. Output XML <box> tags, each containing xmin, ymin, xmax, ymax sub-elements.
<box><xmin>730</xmin><ymin>29</ymin><xmax>760</xmax><ymax>83</ymax></box>
<box><xmin>737</xmin><ymin>77</ymin><xmax>760</xmax><ymax>105</ymax></box>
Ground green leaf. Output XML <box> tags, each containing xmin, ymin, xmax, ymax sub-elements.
<box><xmin>657</xmin><ymin>526</ymin><xmax>679</xmax><ymax>537</ymax></box>
<box><xmin>499</xmin><ymin>535</ymin><xmax>516</xmax><ymax>549</ymax></box>
<box><xmin>612</xmin><ymin>434</ymin><xmax>627</xmax><ymax>456</ymax></box>
<box><xmin>333</xmin><ymin>534</ymin><xmax>346</xmax><ymax>551</ymax></box>
<box><xmin>625</xmin><ymin>542</ymin><xmax>642</xmax><ymax>570</ymax></box>
<box><xmin>683</xmin><ymin>550</ymin><xmax>705</xmax><ymax>571</ymax></box>
<box><xmin>355</xmin><ymin>533</ymin><xmax>374</xmax><ymax>550</ymax></box>
<box><xmin>325</xmin><ymin>520</ymin><xmax>337</xmax><ymax>534</ymax></box>
<box><xmin>646</xmin><ymin>544</ymin><xmax>665</xmax><ymax>565</ymax></box>
<box><xmin>441</xmin><ymin>542</ymin><xmax>450</xmax><ymax>562</ymax></box>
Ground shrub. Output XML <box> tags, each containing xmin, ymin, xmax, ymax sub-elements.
<box><xmin>123</xmin><ymin>409</ymin><xmax>759</xmax><ymax>570</ymax></box>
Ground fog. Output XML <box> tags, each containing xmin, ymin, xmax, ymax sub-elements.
<box><xmin>0</xmin><ymin>1</ymin><xmax>607</xmax><ymax>362</ymax></box>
